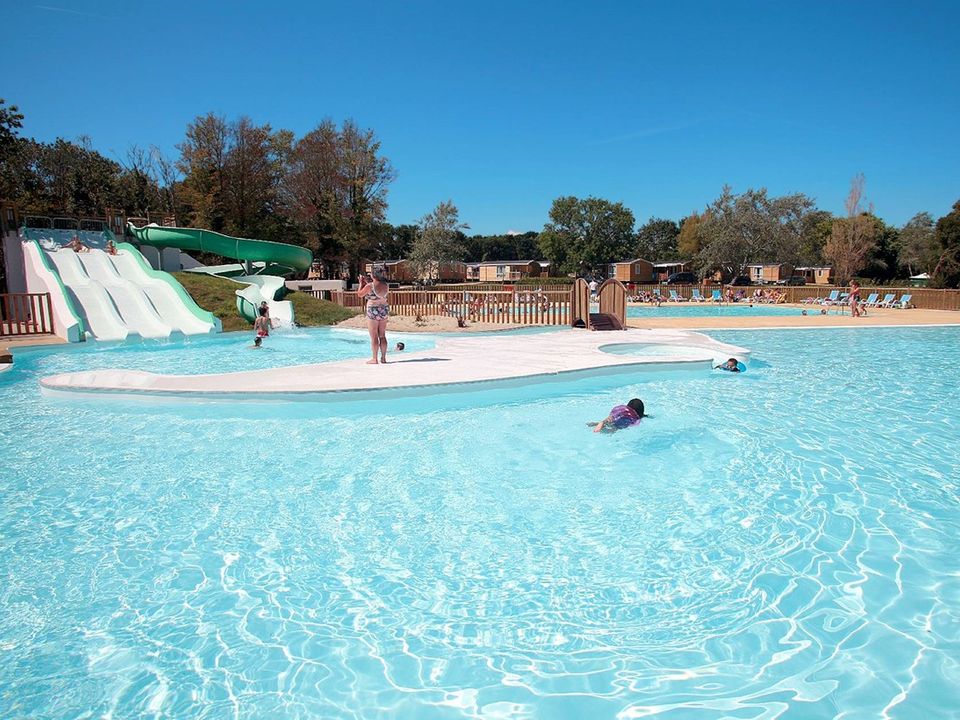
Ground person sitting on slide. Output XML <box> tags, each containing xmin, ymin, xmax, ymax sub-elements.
<box><xmin>66</xmin><ymin>236</ymin><xmax>89</xmax><ymax>253</ymax></box>
<box><xmin>591</xmin><ymin>398</ymin><xmax>646</xmax><ymax>433</ymax></box>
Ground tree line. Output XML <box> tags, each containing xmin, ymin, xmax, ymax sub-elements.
<box><xmin>1</xmin><ymin>98</ymin><xmax>957</xmax><ymax>286</ymax></box>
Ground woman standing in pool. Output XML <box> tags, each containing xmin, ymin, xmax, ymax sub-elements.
<box><xmin>358</xmin><ymin>270</ymin><xmax>390</xmax><ymax>364</ymax></box>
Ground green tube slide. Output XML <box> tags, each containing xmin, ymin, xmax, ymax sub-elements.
<box><xmin>126</xmin><ymin>224</ymin><xmax>312</xmax><ymax>272</ymax></box>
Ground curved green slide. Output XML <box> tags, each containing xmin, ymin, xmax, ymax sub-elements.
<box><xmin>126</xmin><ymin>224</ymin><xmax>312</xmax><ymax>272</ymax></box>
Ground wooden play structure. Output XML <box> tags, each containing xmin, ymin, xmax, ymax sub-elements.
<box><xmin>569</xmin><ymin>278</ymin><xmax>626</xmax><ymax>330</ymax></box>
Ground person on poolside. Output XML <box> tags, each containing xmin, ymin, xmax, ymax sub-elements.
<box><xmin>592</xmin><ymin>398</ymin><xmax>645</xmax><ymax>433</ymax></box>
<box><xmin>395</xmin><ymin>341</ymin><xmax>405</xmax><ymax>352</ymax></box>
<box><xmin>253</xmin><ymin>305</ymin><xmax>272</xmax><ymax>340</ymax></box>
<box><xmin>716</xmin><ymin>357</ymin><xmax>741</xmax><ymax>372</ymax></box>
<box><xmin>358</xmin><ymin>269</ymin><xmax>390</xmax><ymax>364</ymax></box>
<box><xmin>849</xmin><ymin>280</ymin><xmax>861</xmax><ymax>317</ymax></box>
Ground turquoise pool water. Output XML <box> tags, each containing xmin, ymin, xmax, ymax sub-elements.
<box><xmin>2</xmin><ymin>327</ymin><xmax>958</xmax><ymax>718</ymax></box>
<box><xmin>627</xmin><ymin>303</ymin><xmax>799</xmax><ymax>318</ymax></box>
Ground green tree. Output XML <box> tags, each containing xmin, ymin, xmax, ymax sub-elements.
<box><xmin>635</xmin><ymin>217</ymin><xmax>679</xmax><ymax>260</ymax></box>
<box><xmin>798</xmin><ymin>210</ymin><xmax>833</xmax><ymax>266</ymax></box>
<box><xmin>0</xmin><ymin>98</ymin><xmax>25</xmax><ymax>197</ymax></box>
<box><xmin>677</xmin><ymin>211</ymin><xmax>705</xmax><ymax>259</ymax></box>
<box><xmin>860</xmin><ymin>216</ymin><xmax>901</xmax><ymax>282</ymax></box>
<box><xmin>284</xmin><ymin>119</ymin><xmax>395</xmax><ymax>273</ymax></box>
<box><xmin>823</xmin><ymin>174</ymin><xmax>876</xmax><ymax>285</ymax></box>
<box><xmin>177</xmin><ymin>112</ymin><xmax>229</xmax><ymax>231</ymax></box>
<box><xmin>897</xmin><ymin>212</ymin><xmax>938</xmax><ymax>276</ymax></box>
<box><xmin>409</xmin><ymin>200</ymin><xmax>468</xmax><ymax>282</ymax></box>
<box><xmin>537</xmin><ymin>196</ymin><xmax>635</xmax><ymax>274</ymax></box>
<box><xmin>694</xmin><ymin>186</ymin><xmax>816</xmax><ymax>281</ymax></box>
<box><xmin>931</xmin><ymin>200</ymin><xmax>960</xmax><ymax>288</ymax></box>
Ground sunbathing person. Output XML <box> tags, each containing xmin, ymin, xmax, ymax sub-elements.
<box><xmin>591</xmin><ymin>398</ymin><xmax>646</xmax><ymax>433</ymax></box>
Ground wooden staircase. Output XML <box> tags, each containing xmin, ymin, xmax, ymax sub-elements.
<box><xmin>588</xmin><ymin>312</ymin><xmax>623</xmax><ymax>331</ymax></box>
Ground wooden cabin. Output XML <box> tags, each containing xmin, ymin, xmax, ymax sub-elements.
<box><xmin>468</xmin><ymin>260</ymin><xmax>549</xmax><ymax>282</ymax></box>
<box><xmin>365</xmin><ymin>259</ymin><xmax>467</xmax><ymax>284</ymax></box>
<box><xmin>746</xmin><ymin>263</ymin><xmax>794</xmax><ymax>284</ymax></box>
<box><xmin>795</xmin><ymin>266</ymin><xmax>833</xmax><ymax>285</ymax></box>
<box><xmin>652</xmin><ymin>261</ymin><xmax>690</xmax><ymax>282</ymax></box>
<box><xmin>613</xmin><ymin>258</ymin><xmax>655</xmax><ymax>283</ymax></box>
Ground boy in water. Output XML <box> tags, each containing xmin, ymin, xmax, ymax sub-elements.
<box><xmin>395</xmin><ymin>341</ymin><xmax>405</xmax><ymax>352</ymax></box>
<box><xmin>250</xmin><ymin>337</ymin><xmax>263</xmax><ymax>349</ymax></box>
<box><xmin>591</xmin><ymin>398</ymin><xmax>645</xmax><ymax>433</ymax></box>
<box><xmin>716</xmin><ymin>358</ymin><xmax>741</xmax><ymax>372</ymax></box>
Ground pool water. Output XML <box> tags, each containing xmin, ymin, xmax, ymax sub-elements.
<box><xmin>2</xmin><ymin>327</ymin><xmax>958</xmax><ymax>718</ymax></box>
<box><xmin>627</xmin><ymin>303</ymin><xmax>799</xmax><ymax>318</ymax></box>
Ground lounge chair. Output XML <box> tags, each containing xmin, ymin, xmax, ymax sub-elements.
<box><xmin>893</xmin><ymin>294</ymin><xmax>912</xmax><ymax>309</ymax></box>
<box><xmin>711</xmin><ymin>289</ymin><xmax>722</xmax><ymax>303</ymax></box>
<box><xmin>669</xmin><ymin>289</ymin><xmax>686</xmax><ymax>302</ymax></box>
<box><xmin>819</xmin><ymin>290</ymin><xmax>840</xmax><ymax>305</ymax></box>
<box><xmin>691</xmin><ymin>288</ymin><xmax>706</xmax><ymax>302</ymax></box>
<box><xmin>875</xmin><ymin>293</ymin><xmax>896</xmax><ymax>308</ymax></box>
<box><xmin>861</xmin><ymin>293</ymin><xmax>879</xmax><ymax>307</ymax></box>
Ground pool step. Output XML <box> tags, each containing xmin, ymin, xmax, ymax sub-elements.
<box><xmin>589</xmin><ymin>312</ymin><xmax>624</xmax><ymax>331</ymax></box>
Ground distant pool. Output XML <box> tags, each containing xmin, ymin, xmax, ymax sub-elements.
<box><xmin>628</xmin><ymin>303</ymin><xmax>799</xmax><ymax>318</ymax></box>
<box><xmin>2</xmin><ymin>326</ymin><xmax>958</xmax><ymax>717</ymax></box>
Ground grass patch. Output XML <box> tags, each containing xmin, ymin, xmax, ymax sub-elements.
<box><xmin>287</xmin><ymin>291</ymin><xmax>359</xmax><ymax>325</ymax></box>
<box><xmin>173</xmin><ymin>272</ymin><xmax>358</xmax><ymax>331</ymax></box>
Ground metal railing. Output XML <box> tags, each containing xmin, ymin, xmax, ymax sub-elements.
<box><xmin>0</xmin><ymin>292</ymin><xmax>55</xmax><ymax>337</ymax></box>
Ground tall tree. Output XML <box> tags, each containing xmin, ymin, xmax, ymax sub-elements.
<box><xmin>409</xmin><ymin>201</ymin><xmax>468</xmax><ymax>282</ymax></box>
<box><xmin>677</xmin><ymin>211</ymin><xmax>705</xmax><ymax>259</ymax></box>
<box><xmin>931</xmin><ymin>200</ymin><xmax>960</xmax><ymax>288</ymax></box>
<box><xmin>635</xmin><ymin>217</ymin><xmax>679</xmax><ymax>260</ymax></box>
<box><xmin>177</xmin><ymin>112</ymin><xmax>229</xmax><ymax>231</ymax></box>
<box><xmin>823</xmin><ymin>174</ymin><xmax>877</xmax><ymax>284</ymax></box>
<box><xmin>222</xmin><ymin>116</ymin><xmax>278</xmax><ymax>237</ymax></box>
<box><xmin>693</xmin><ymin>186</ymin><xmax>816</xmax><ymax>281</ymax></box>
<box><xmin>537</xmin><ymin>196</ymin><xmax>635</xmax><ymax>274</ymax></box>
<box><xmin>285</xmin><ymin>119</ymin><xmax>395</xmax><ymax>273</ymax></box>
<box><xmin>897</xmin><ymin>211</ymin><xmax>937</xmax><ymax>276</ymax></box>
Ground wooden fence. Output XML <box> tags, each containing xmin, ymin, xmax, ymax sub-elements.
<box><xmin>0</xmin><ymin>292</ymin><xmax>55</xmax><ymax>337</ymax></box>
<box><xmin>621</xmin><ymin>284</ymin><xmax>960</xmax><ymax>310</ymax></box>
<box><xmin>333</xmin><ymin>288</ymin><xmax>573</xmax><ymax>325</ymax></box>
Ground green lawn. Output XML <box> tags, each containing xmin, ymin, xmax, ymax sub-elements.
<box><xmin>173</xmin><ymin>272</ymin><xmax>358</xmax><ymax>332</ymax></box>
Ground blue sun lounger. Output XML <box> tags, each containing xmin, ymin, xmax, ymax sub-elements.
<box><xmin>691</xmin><ymin>288</ymin><xmax>706</xmax><ymax>302</ymax></box>
<box><xmin>876</xmin><ymin>293</ymin><xmax>896</xmax><ymax>307</ymax></box>
<box><xmin>820</xmin><ymin>290</ymin><xmax>840</xmax><ymax>305</ymax></box>
<box><xmin>669</xmin><ymin>289</ymin><xmax>686</xmax><ymax>302</ymax></box>
<box><xmin>711</xmin><ymin>289</ymin><xmax>722</xmax><ymax>302</ymax></box>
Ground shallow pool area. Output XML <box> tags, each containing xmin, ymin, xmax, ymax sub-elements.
<box><xmin>627</xmin><ymin>303</ymin><xmax>800</xmax><ymax>319</ymax></box>
<box><xmin>2</xmin><ymin>326</ymin><xmax>958</xmax><ymax>718</ymax></box>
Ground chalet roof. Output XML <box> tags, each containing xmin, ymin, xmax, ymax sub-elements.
<box><xmin>473</xmin><ymin>259</ymin><xmax>545</xmax><ymax>266</ymax></box>
<box><xmin>614</xmin><ymin>258</ymin><xmax>652</xmax><ymax>265</ymax></box>
<box><xmin>652</xmin><ymin>260</ymin><xmax>688</xmax><ymax>267</ymax></box>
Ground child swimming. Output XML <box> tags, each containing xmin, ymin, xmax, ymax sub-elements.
<box><xmin>591</xmin><ymin>398</ymin><xmax>645</xmax><ymax>433</ymax></box>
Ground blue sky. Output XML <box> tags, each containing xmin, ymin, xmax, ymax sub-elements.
<box><xmin>5</xmin><ymin>0</ymin><xmax>959</xmax><ymax>234</ymax></box>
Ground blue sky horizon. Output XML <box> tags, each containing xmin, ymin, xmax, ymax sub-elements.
<box><xmin>5</xmin><ymin>0</ymin><xmax>959</xmax><ymax>235</ymax></box>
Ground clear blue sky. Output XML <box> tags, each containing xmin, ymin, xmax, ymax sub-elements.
<box><xmin>5</xmin><ymin>0</ymin><xmax>959</xmax><ymax>234</ymax></box>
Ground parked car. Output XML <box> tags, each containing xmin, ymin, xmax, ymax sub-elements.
<box><xmin>776</xmin><ymin>275</ymin><xmax>807</xmax><ymax>286</ymax></box>
<box><xmin>664</xmin><ymin>271</ymin><xmax>697</xmax><ymax>285</ymax></box>
<box><xmin>730</xmin><ymin>276</ymin><xmax>752</xmax><ymax>286</ymax></box>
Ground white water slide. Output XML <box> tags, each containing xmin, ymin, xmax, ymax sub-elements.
<box><xmin>37</xmin><ymin>247</ymin><xmax>219</xmax><ymax>341</ymax></box>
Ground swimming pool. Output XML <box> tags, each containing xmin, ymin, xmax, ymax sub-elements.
<box><xmin>2</xmin><ymin>326</ymin><xmax>958</xmax><ymax>717</ymax></box>
<box><xmin>627</xmin><ymin>303</ymin><xmax>799</xmax><ymax>318</ymax></box>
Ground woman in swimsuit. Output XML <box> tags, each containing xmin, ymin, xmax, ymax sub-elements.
<box><xmin>358</xmin><ymin>270</ymin><xmax>390</xmax><ymax>364</ymax></box>
<box><xmin>848</xmin><ymin>280</ymin><xmax>862</xmax><ymax>317</ymax></box>
<box><xmin>253</xmin><ymin>306</ymin><xmax>272</xmax><ymax>339</ymax></box>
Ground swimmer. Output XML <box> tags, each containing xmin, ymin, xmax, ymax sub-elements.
<box><xmin>716</xmin><ymin>358</ymin><xmax>741</xmax><ymax>372</ymax></box>
<box><xmin>250</xmin><ymin>336</ymin><xmax>263</xmax><ymax>349</ymax></box>
<box><xmin>591</xmin><ymin>398</ymin><xmax>645</xmax><ymax>433</ymax></box>
<box><xmin>801</xmin><ymin>309</ymin><xmax>808</xmax><ymax>315</ymax></box>
<box><xmin>395</xmin><ymin>341</ymin><xmax>405</xmax><ymax>351</ymax></box>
